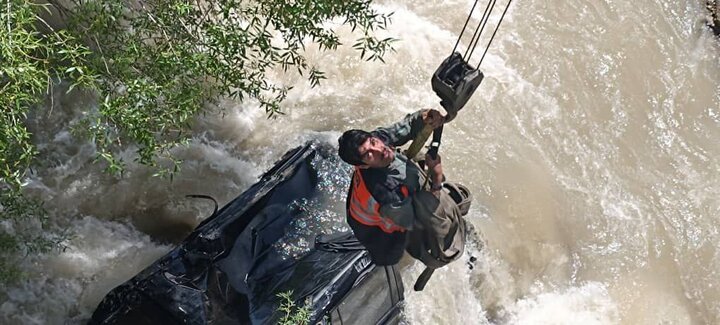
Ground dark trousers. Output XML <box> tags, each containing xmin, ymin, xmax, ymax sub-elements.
<box><xmin>346</xmin><ymin>215</ymin><xmax>407</xmax><ymax>266</ymax></box>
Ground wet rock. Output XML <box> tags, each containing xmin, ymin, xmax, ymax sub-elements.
<box><xmin>708</xmin><ymin>0</ymin><xmax>720</xmax><ymax>36</ymax></box>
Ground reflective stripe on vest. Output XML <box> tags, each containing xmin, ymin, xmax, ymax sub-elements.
<box><xmin>348</xmin><ymin>168</ymin><xmax>408</xmax><ymax>233</ymax></box>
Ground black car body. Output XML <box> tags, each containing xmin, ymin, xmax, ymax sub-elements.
<box><xmin>90</xmin><ymin>142</ymin><xmax>405</xmax><ymax>324</ymax></box>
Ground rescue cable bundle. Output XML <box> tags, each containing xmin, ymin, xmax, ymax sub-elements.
<box><xmin>405</xmin><ymin>0</ymin><xmax>514</xmax><ymax>160</ymax></box>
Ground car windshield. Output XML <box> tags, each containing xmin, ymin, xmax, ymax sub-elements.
<box><xmin>271</xmin><ymin>150</ymin><xmax>352</xmax><ymax>260</ymax></box>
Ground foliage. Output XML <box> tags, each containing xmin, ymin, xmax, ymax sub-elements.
<box><xmin>1</xmin><ymin>0</ymin><xmax>93</xmax><ymax>284</ymax></box>
<box><xmin>53</xmin><ymin>0</ymin><xmax>397</xmax><ymax>173</ymax></box>
<box><xmin>277</xmin><ymin>291</ymin><xmax>312</xmax><ymax>325</ymax></box>
<box><xmin>0</xmin><ymin>0</ymin><xmax>396</xmax><ymax>283</ymax></box>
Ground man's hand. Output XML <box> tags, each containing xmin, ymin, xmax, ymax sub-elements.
<box><xmin>425</xmin><ymin>152</ymin><xmax>442</xmax><ymax>175</ymax></box>
<box><xmin>422</xmin><ymin>109</ymin><xmax>445</xmax><ymax>129</ymax></box>
<box><xmin>425</xmin><ymin>153</ymin><xmax>443</xmax><ymax>197</ymax></box>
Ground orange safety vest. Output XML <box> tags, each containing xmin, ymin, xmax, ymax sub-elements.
<box><xmin>348</xmin><ymin>168</ymin><xmax>409</xmax><ymax>234</ymax></box>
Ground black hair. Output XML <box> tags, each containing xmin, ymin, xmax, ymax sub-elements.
<box><xmin>338</xmin><ymin>129</ymin><xmax>371</xmax><ymax>166</ymax></box>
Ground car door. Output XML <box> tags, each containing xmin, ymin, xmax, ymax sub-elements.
<box><xmin>326</xmin><ymin>265</ymin><xmax>404</xmax><ymax>325</ymax></box>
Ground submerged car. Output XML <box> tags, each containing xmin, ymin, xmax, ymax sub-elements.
<box><xmin>90</xmin><ymin>142</ymin><xmax>405</xmax><ymax>324</ymax></box>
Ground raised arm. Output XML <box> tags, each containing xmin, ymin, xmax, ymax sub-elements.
<box><xmin>372</xmin><ymin>109</ymin><xmax>445</xmax><ymax>147</ymax></box>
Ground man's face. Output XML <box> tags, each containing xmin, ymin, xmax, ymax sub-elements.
<box><xmin>358</xmin><ymin>136</ymin><xmax>394</xmax><ymax>168</ymax></box>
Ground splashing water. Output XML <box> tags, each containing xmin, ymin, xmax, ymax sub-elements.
<box><xmin>2</xmin><ymin>0</ymin><xmax>720</xmax><ymax>324</ymax></box>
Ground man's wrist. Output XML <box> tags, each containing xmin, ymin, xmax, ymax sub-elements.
<box><xmin>430</xmin><ymin>182</ymin><xmax>443</xmax><ymax>191</ymax></box>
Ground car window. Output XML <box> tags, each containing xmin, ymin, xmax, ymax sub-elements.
<box><xmin>334</xmin><ymin>267</ymin><xmax>393</xmax><ymax>325</ymax></box>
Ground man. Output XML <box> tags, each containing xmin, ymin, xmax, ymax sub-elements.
<box><xmin>337</xmin><ymin>109</ymin><xmax>465</xmax><ymax>266</ymax></box>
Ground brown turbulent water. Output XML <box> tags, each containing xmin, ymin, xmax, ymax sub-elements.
<box><xmin>2</xmin><ymin>0</ymin><xmax>719</xmax><ymax>324</ymax></box>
